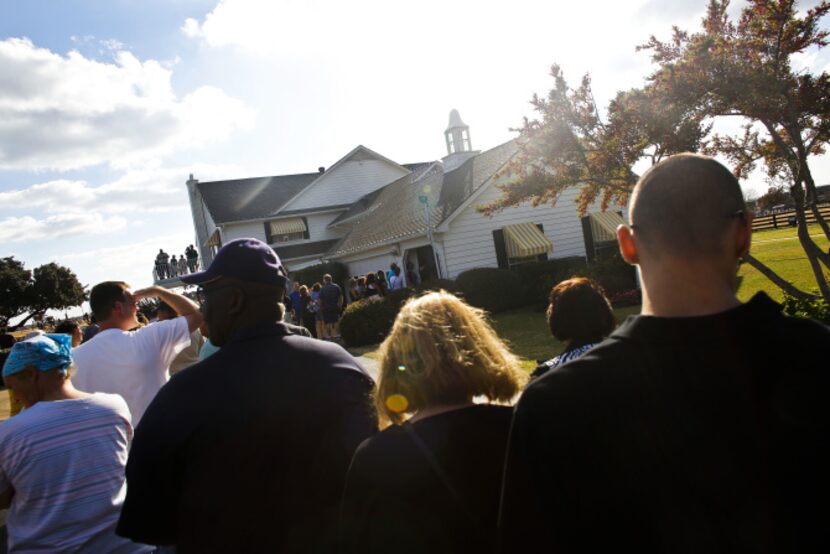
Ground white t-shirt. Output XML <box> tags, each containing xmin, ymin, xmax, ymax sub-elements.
<box><xmin>0</xmin><ymin>393</ymin><xmax>151</xmax><ymax>553</ymax></box>
<box><xmin>71</xmin><ymin>317</ymin><xmax>191</xmax><ymax>425</ymax></box>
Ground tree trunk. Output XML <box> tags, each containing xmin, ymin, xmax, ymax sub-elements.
<box><xmin>790</xmin><ymin>184</ymin><xmax>830</xmax><ymax>302</ymax></box>
<box><xmin>742</xmin><ymin>254</ymin><xmax>820</xmax><ymax>301</ymax></box>
<box><xmin>8</xmin><ymin>312</ymin><xmax>37</xmax><ymax>332</ymax></box>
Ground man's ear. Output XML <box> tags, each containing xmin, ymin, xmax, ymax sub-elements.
<box><xmin>617</xmin><ymin>225</ymin><xmax>639</xmax><ymax>265</ymax></box>
<box><xmin>226</xmin><ymin>287</ymin><xmax>246</xmax><ymax>316</ymax></box>
<box><xmin>736</xmin><ymin>212</ymin><xmax>753</xmax><ymax>259</ymax></box>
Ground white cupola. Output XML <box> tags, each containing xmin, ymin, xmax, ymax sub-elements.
<box><xmin>445</xmin><ymin>109</ymin><xmax>472</xmax><ymax>154</ymax></box>
<box><xmin>442</xmin><ymin>109</ymin><xmax>480</xmax><ymax>172</ymax></box>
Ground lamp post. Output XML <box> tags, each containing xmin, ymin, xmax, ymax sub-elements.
<box><xmin>418</xmin><ymin>192</ymin><xmax>442</xmax><ymax>279</ymax></box>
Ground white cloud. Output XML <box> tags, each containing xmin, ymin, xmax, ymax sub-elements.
<box><xmin>57</xmin><ymin>232</ymin><xmax>195</xmax><ymax>288</ymax></box>
<box><xmin>0</xmin><ymin>37</ymin><xmax>255</xmax><ymax>171</ymax></box>
<box><xmin>0</xmin><ymin>213</ymin><xmax>127</xmax><ymax>243</ymax></box>
<box><xmin>0</xmin><ymin>162</ymin><xmax>245</xmax><ymax>215</ymax></box>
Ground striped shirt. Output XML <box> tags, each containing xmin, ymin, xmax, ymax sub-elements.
<box><xmin>0</xmin><ymin>394</ymin><xmax>151</xmax><ymax>553</ymax></box>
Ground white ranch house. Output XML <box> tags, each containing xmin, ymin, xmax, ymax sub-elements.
<box><xmin>177</xmin><ymin>110</ymin><xmax>623</xmax><ymax>286</ymax></box>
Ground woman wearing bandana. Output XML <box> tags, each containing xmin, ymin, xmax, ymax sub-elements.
<box><xmin>0</xmin><ymin>334</ymin><xmax>151</xmax><ymax>553</ymax></box>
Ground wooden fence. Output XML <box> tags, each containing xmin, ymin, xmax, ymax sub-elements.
<box><xmin>752</xmin><ymin>204</ymin><xmax>830</xmax><ymax>232</ymax></box>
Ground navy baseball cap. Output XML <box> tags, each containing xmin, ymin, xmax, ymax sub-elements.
<box><xmin>181</xmin><ymin>238</ymin><xmax>288</xmax><ymax>286</ymax></box>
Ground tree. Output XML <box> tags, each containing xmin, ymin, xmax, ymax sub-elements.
<box><xmin>756</xmin><ymin>186</ymin><xmax>793</xmax><ymax>211</ymax></box>
<box><xmin>0</xmin><ymin>257</ymin><xmax>32</xmax><ymax>329</ymax></box>
<box><xmin>0</xmin><ymin>257</ymin><xmax>87</xmax><ymax>330</ymax></box>
<box><xmin>484</xmin><ymin>0</ymin><xmax>830</xmax><ymax>303</ymax></box>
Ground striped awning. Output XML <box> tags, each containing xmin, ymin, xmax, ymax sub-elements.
<box><xmin>203</xmin><ymin>228</ymin><xmax>222</xmax><ymax>248</ymax></box>
<box><xmin>503</xmin><ymin>222</ymin><xmax>554</xmax><ymax>258</ymax></box>
<box><xmin>269</xmin><ymin>218</ymin><xmax>306</xmax><ymax>235</ymax></box>
<box><xmin>589</xmin><ymin>211</ymin><xmax>625</xmax><ymax>243</ymax></box>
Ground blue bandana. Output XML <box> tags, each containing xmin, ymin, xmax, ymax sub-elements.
<box><xmin>2</xmin><ymin>333</ymin><xmax>73</xmax><ymax>378</ymax></box>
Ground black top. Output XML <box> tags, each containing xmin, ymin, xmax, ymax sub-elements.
<box><xmin>341</xmin><ymin>404</ymin><xmax>513</xmax><ymax>554</ymax></box>
<box><xmin>117</xmin><ymin>322</ymin><xmax>377</xmax><ymax>553</ymax></box>
<box><xmin>499</xmin><ymin>293</ymin><xmax>830</xmax><ymax>553</ymax></box>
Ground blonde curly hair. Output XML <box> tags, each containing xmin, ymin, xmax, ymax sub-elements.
<box><xmin>375</xmin><ymin>291</ymin><xmax>526</xmax><ymax>426</ymax></box>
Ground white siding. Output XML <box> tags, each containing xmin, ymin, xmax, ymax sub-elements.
<box><xmin>304</xmin><ymin>212</ymin><xmax>345</xmax><ymax>241</ymax></box>
<box><xmin>443</xmin><ymin>185</ymin><xmax>588</xmax><ymax>279</ymax></box>
<box><xmin>222</xmin><ymin>220</ymin><xmax>268</xmax><ymax>243</ymax></box>
<box><xmin>282</xmin><ymin>159</ymin><xmax>407</xmax><ymax>211</ymax></box>
<box><xmin>339</xmin><ymin>247</ymin><xmax>401</xmax><ymax>278</ymax></box>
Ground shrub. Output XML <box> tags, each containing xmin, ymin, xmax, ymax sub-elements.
<box><xmin>455</xmin><ymin>268</ymin><xmax>526</xmax><ymax>313</ymax></box>
<box><xmin>340</xmin><ymin>288</ymin><xmax>415</xmax><ymax>347</ymax></box>
<box><xmin>577</xmin><ymin>253</ymin><xmax>637</xmax><ymax>296</ymax></box>
<box><xmin>289</xmin><ymin>262</ymin><xmax>348</xmax><ymax>288</ymax></box>
<box><xmin>416</xmin><ymin>278</ymin><xmax>462</xmax><ymax>295</ymax></box>
<box><xmin>782</xmin><ymin>292</ymin><xmax>830</xmax><ymax>324</ymax></box>
<box><xmin>512</xmin><ymin>257</ymin><xmax>588</xmax><ymax>308</ymax></box>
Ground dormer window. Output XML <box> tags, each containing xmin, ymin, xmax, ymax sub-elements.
<box><xmin>265</xmin><ymin>217</ymin><xmax>309</xmax><ymax>244</ymax></box>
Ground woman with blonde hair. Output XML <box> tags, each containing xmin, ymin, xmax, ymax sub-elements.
<box><xmin>340</xmin><ymin>291</ymin><xmax>525</xmax><ymax>553</ymax></box>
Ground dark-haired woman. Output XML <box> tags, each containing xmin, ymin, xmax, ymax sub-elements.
<box><xmin>298</xmin><ymin>285</ymin><xmax>316</xmax><ymax>338</ymax></box>
<box><xmin>375</xmin><ymin>271</ymin><xmax>388</xmax><ymax>296</ymax></box>
<box><xmin>363</xmin><ymin>273</ymin><xmax>380</xmax><ymax>299</ymax></box>
<box><xmin>531</xmin><ymin>277</ymin><xmax>615</xmax><ymax>380</ymax></box>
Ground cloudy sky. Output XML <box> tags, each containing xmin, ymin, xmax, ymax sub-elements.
<box><xmin>1</xmin><ymin>0</ymin><xmax>829</xmax><ymax>314</ymax></box>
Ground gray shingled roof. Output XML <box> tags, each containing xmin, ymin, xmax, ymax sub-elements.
<box><xmin>328</xmin><ymin>141</ymin><xmax>517</xmax><ymax>258</ymax></box>
<box><xmin>326</xmin><ymin>162</ymin><xmax>436</xmax><ymax>227</ymax></box>
<box><xmin>197</xmin><ymin>173</ymin><xmax>319</xmax><ymax>224</ymax></box>
<box><xmin>274</xmin><ymin>238</ymin><xmax>341</xmax><ymax>261</ymax></box>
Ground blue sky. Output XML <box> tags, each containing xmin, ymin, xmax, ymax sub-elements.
<box><xmin>1</xmin><ymin>0</ymin><xmax>829</xmax><ymax>317</ymax></box>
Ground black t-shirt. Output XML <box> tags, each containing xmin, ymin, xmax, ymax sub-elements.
<box><xmin>341</xmin><ymin>404</ymin><xmax>513</xmax><ymax>554</ymax></box>
<box><xmin>500</xmin><ymin>293</ymin><xmax>830</xmax><ymax>553</ymax></box>
<box><xmin>117</xmin><ymin>322</ymin><xmax>377</xmax><ymax>553</ymax></box>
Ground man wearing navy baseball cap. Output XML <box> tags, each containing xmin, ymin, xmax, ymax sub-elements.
<box><xmin>118</xmin><ymin>238</ymin><xmax>378</xmax><ymax>553</ymax></box>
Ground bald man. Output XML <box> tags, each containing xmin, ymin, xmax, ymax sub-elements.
<box><xmin>499</xmin><ymin>154</ymin><xmax>830</xmax><ymax>553</ymax></box>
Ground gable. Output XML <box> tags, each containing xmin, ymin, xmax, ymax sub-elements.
<box><xmin>280</xmin><ymin>146</ymin><xmax>410</xmax><ymax>212</ymax></box>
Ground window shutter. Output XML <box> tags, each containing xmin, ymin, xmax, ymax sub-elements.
<box><xmin>581</xmin><ymin>216</ymin><xmax>595</xmax><ymax>263</ymax></box>
<box><xmin>492</xmin><ymin>229</ymin><xmax>508</xmax><ymax>269</ymax></box>
<box><xmin>302</xmin><ymin>217</ymin><xmax>310</xmax><ymax>239</ymax></box>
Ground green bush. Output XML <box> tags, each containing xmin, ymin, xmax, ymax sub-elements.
<box><xmin>416</xmin><ymin>278</ymin><xmax>462</xmax><ymax>295</ymax></box>
<box><xmin>340</xmin><ymin>289</ymin><xmax>415</xmax><ymax>347</ymax></box>
<box><xmin>512</xmin><ymin>257</ymin><xmax>588</xmax><ymax>308</ymax></box>
<box><xmin>577</xmin><ymin>253</ymin><xmax>637</xmax><ymax>296</ymax></box>
<box><xmin>455</xmin><ymin>268</ymin><xmax>526</xmax><ymax>313</ymax></box>
<box><xmin>782</xmin><ymin>292</ymin><xmax>830</xmax><ymax>324</ymax></box>
<box><xmin>289</xmin><ymin>262</ymin><xmax>348</xmax><ymax>288</ymax></box>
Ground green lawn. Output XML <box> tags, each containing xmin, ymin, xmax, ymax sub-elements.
<box><xmin>490</xmin><ymin>305</ymin><xmax>640</xmax><ymax>372</ymax></box>
<box><xmin>738</xmin><ymin>224</ymin><xmax>829</xmax><ymax>302</ymax></box>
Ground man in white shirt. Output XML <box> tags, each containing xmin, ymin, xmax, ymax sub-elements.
<box><xmin>71</xmin><ymin>281</ymin><xmax>202</xmax><ymax>426</ymax></box>
<box><xmin>156</xmin><ymin>301</ymin><xmax>203</xmax><ymax>374</ymax></box>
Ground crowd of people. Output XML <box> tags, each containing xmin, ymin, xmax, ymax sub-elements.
<box><xmin>0</xmin><ymin>154</ymin><xmax>828</xmax><ymax>553</ymax></box>
<box><xmin>284</xmin><ymin>264</ymin><xmax>406</xmax><ymax>340</ymax></box>
<box><xmin>153</xmin><ymin>246</ymin><xmax>200</xmax><ymax>280</ymax></box>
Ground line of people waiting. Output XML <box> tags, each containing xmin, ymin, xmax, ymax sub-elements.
<box><xmin>284</xmin><ymin>265</ymin><xmax>406</xmax><ymax>340</ymax></box>
<box><xmin>0</xmin><ymin>154</ymin><xmax>827</xmax><ymax>553</ymax></box>
<box><xmin>153</xmin><ymin>245</ymin><xmax>200</xmax><ymax>280</ymax></box>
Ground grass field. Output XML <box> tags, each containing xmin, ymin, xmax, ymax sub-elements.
<box><xmin>491</xmin><ymin>305</ymin><xmax>641</xmax><ymax>371</ymax></box>
<box><xmin>737</xmin><ymin>224</ymin><xmax>829</xmax><ymax>302</ymax></box>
